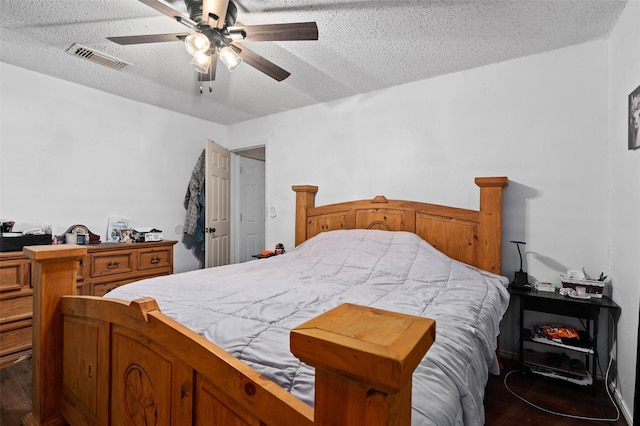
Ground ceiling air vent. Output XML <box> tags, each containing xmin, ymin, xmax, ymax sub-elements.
<box><xmin>65</xmin><ymin>43</ymin><xmax>131</xmax><ymax>70</ymax></box>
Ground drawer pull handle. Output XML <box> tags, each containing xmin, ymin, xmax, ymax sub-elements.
<box><xmin>150</xmin><ymin>257</ymin><xmax>161</xmax><ymax>265</ymax></box>
<box><xmin>107</xmin><ymin>261</ymin><xmax>120</xmax><ymax>269</ymax></box>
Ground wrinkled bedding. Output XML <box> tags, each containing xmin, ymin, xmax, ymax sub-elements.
<box><xmin>107</xmin><ymin>229</ymin><xmax>510</xmax><ymax>425</ymax></box>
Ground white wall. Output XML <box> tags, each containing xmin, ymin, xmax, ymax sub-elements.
<box><xmin>230</xmin><ymin>40</ymin><xmax>610</xmax><ymax>288</ymax></box>
<box><xmin>608</xmin><ymin>1</ymin><xmax>640</xmax><ymax>422</ymax></box>
<box><xmin>0</xmin><ymin>62</ymin><xmax>226</xmax><ymax>273</ymax></box>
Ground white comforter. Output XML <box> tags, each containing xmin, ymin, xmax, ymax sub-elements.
<box><xmin>107</xmin><ymin>229</ymin><xmax>510</xmax><ymax>425</ymax></box>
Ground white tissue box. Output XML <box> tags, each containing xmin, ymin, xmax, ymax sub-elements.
<box><xmin>535</xmin><ymin>282</ymin><xmax>556</xmax><ymax>292</ymax></box>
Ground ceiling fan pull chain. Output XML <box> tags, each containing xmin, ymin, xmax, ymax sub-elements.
<box><xmin>200</xmin><ymin>85</ymin><xmax>203</xmax><ymax>94</ymax></box>
<box><xmin>209</xmin><ymin>85</ymin><xmax>213</xmax><ymax>93</ymax></box>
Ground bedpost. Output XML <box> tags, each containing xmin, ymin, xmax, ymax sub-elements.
<box><xmin>22</xmin><ymin>245</ymin><xmax>87</xmax><ymax>426</ymax></box>
<box><xmin>292</xmin><ymin>185</ymin><xmax>318</xmax><ymax>247</ymax></box>
<box><xmin>291</xmin><ymin>303</ymin><xmax>435</xmax><ymax>426</ymax></box>
<box><xmin>475</xmin><ymin>177</ymin><xmax>509</xmax><ymax>274</ymax></box>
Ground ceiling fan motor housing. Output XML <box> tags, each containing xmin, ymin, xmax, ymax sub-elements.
<box><xmin>184</xmin><ymin>0</ymin><xmax>237</xmax><ymax>27</ymax></box>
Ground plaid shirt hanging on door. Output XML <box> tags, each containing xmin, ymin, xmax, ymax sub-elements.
<box><xmin>183</xmin><ymin>149</ymin><xmax>205</xmax><ymax>236</ymax></box>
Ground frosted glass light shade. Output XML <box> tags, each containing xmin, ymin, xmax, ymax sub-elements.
<box><xmin>185</xmin><ymin>33</ymin><xmax>210</xmax><ymax>56</ymax></box>
<box><xmin>219</xmin><ymin>46</ymin><xmax>242</xmax><ymax>71</ymax></box>
<box><xmin>190</xmin><ymin>51</ymin><xmax>211</xmax><ymax>74</ymax></box>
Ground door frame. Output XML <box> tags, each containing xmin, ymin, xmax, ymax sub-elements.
<box><xmin>230</xmin><ymin>145</ymin><xmax>267</xmax><ymax>264</ymax></box>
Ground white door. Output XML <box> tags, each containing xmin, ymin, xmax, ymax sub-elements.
<box><xmin>205</xmin><ymin>139</ymin><xmax>230</xmax><ymax>268</ymax></box>
<box><xmin>238</xmin><ymin>156</ymin><xmax>265</xmax><ymax>262</ymax></box>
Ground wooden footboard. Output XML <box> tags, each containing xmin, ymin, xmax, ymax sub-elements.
<box><xmin>23</xmin><ymin>245</ymin><xmax>435</xmax><ymax>426</ymax></box>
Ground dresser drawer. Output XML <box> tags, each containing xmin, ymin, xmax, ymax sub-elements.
<box><xmin>0</xmin><ymin>320</ymin><xmax>32</xmax><ymax>357</ymax></box>
<box><xmin>92</xmin><ymin>281</ymin><xmax>120</xmax><ymax>297</ymax></box>
<box><xmin>92</xmin><ymin>278</ymin><xmax>139</xmax><ymax>297</ymax></box>
<box><xmin>0</xmin><ymin>295</ymin><xmax>32</xmax><ymax>323</ymax></box>
<box><xmin>138</xmin><ymin>247</ymin><xmax>172</xmax><ymax>271</ymax></box>
<box><xmin>91</xmin><ymin>252</ymin><xmax>134</xmax><ymax>278</ymax></box>
<box><xmin>0</xmin><ymin>259</ymin><xmax>30</xmax><ymax>293</ymax></box>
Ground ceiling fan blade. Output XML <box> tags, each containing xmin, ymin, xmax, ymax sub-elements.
<box><xmin>203</xmin><ymin>0</ymin><xmax>229</xmax><ymax>29</ymax></box>
<box><xmin>107</xmin><ymin>33</ymin><xmax>189</xmax><ymax>45</ymax></box>
<box><xmin>229</xmin><ymin>22</ymin><xmax>318</xmax><ymax>42</ymax></box>
<box><xmin>138</xmin><ymin>0</ymin><xmax>197</xmax><ymax>28</ymax></box>
<box><xmin>231</xmin><ymin>42</ymin><xmax>291</xmax><ymax>81</ymax></box>
<box><xmin>198</xmin><ymin>52</ymin><xmax>218</xmax><ymax>82</ymax></box>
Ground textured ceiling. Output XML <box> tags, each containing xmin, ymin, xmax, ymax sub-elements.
<box><xmin>0</xmin><ymin>0</ymin><xmax>627</xmax><ymax>125</ymax></box>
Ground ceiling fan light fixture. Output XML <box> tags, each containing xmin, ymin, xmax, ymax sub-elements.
<box><xmin>185</xmin><ymin>33</ymin><xmax>210</xmax><ymax>55</ymax></box>
<box><xmin>219</xmin><ymin>46</ymin><xmax>242</xmax><ymax>72</ymax></box>
<box><xmin>190</xmin><ymin>51</ymin><xmax>211</xmax><ymax>74</ymax></box>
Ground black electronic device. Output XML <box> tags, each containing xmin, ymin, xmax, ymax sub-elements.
<box><xmin>510</xmin><ymin>240</ymin><xmax>531</xmax><ymax>290</ymax></box>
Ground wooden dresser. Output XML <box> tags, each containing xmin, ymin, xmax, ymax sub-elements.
<box><xmin>0</xmin><ymin>240</ymin><xmax>177</xmax><ymax>368</ymax></box>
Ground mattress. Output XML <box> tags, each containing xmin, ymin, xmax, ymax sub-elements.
<box><xmin>107</xmin><ymin>229</ymin><xmax>510</xmax><ymax>425</ymax></box>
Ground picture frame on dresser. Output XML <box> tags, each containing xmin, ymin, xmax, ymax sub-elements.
<box><xmin>106</xmin><ymin>216</ymin><xmax>130</xmax><ymax>242</ymax></box>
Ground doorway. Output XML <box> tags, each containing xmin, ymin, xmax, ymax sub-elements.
<box><xmin>232</xmin><ymin>147</ymin><xmax>266</xmax><ymax>263</ymax></box>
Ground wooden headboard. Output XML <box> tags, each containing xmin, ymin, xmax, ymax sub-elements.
<box><xmin>293</xmin><ymin>176</ymin><xmax>509</xmax><ymax>274</ymax></box>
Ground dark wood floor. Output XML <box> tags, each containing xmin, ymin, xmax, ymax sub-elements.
<box><xmin>0</xmin><ymin>357</ymin><xmax>627</xmax><ymax>425</ymax></box>
<box><xmin>0</xmin><ymin>358</ymin><xmax>31</xmax><ymax>426</ymax></box>
<box><xmin>485</xmin><ymin>358</ymin><xmax>626</xmax><ymax>425</ymax></box>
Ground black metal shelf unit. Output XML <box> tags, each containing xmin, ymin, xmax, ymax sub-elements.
<box><xmin>509</xmin><ymin>286</ymin><xmax>620</xmax><ymax>391</ymax></box>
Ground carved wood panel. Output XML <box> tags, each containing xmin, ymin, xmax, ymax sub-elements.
<box><xmin>416</xmin><ymin>213</ymin><xmax>478</xmax><ymax>266</ymax></box>
<box><xmin>306</xmin><ymin>212</ymin><xmax>348</xmax><ymax>239</ymax></box>
<box><xmin>355</xmin><ymin>209</ymin><xmax>407</xmax><ymax>231</ymax></box>
<box><xmin>195</xmin><ymin>375</ymin><xmax>256</xmax><ymax>425</ymax></box>
<box><xmin>111</xmin><ymin>330</ymin><xmax>173</xmax><ymax>425</ymax></box>
<box><xmin>124</xmin><ymin>364</ymin><xmax>158</xmax><ymax>424</ymax></box>
<box><xmin>63</xmin><ymin>318</ymin><xmax>100</xmax><ymax>419</ymax></box>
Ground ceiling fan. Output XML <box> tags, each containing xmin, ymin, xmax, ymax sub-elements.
<box><xmin>107</xmin><ymin>0</ymin><xmax>318</xmax><ymax>88</ymax></box>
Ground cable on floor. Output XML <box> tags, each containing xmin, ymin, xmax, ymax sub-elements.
<box><xmin>502</xmin><ymin>354</ymin><xmax>620</xmax><ymax>422</ymax></box>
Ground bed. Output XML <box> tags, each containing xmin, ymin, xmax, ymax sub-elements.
<box><xmin>23</xmin><ymin>176</ymin><xmax>509</xmax><ymax>426</ymax></box>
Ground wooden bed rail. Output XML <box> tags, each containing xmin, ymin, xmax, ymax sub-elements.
<box><xmin>23</xmin><ymin>245</ymin><xmax>435</xmax><ymax>426</ymax></box>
